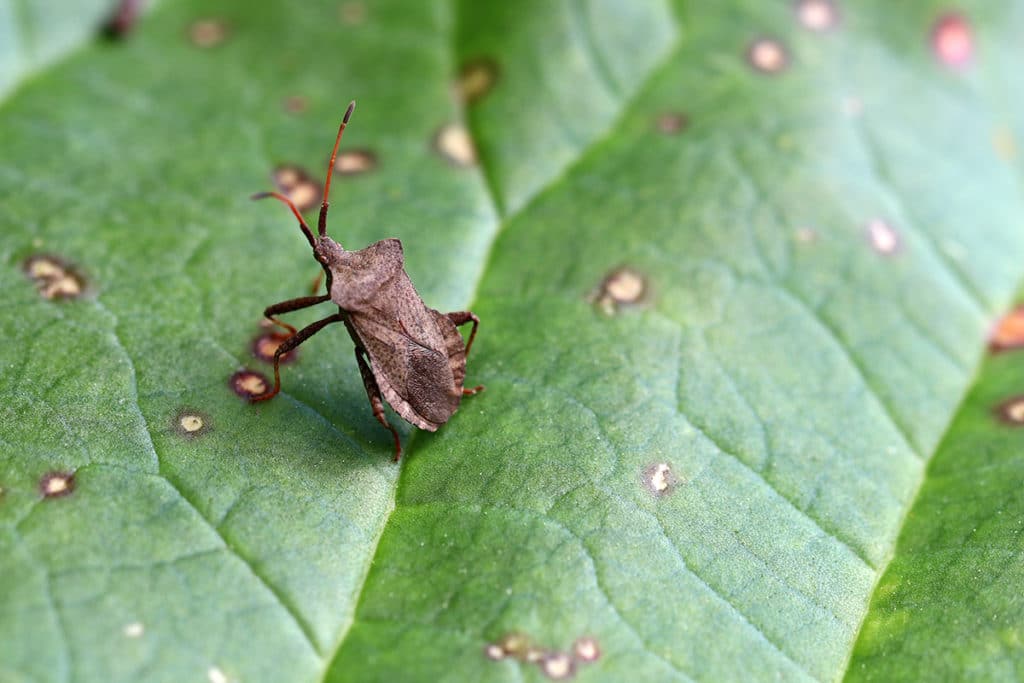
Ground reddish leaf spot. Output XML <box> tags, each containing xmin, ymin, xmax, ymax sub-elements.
<box><xmin>39</xmin><ymin>471</ymin><xmax>75</xmax><ymax>499</ymax></box>
<box><xmin>643</xmin><ymin>462</ymin><xmax>680</xmax><ymax>496</ymax></box>
<box><xmin>283</xmin><ymin>96</ymin><xmax>309</xmax><ymax>114</ymax></box>
<box><xmin>333</xmin><ymin>149</ymin><xmax>378</xmax><ymax>176</ymax></box>
<box><xmin>590</xmin><ymin>266</ymin><xmax>648</xmax><ymax>315</ymax></box>
<box><xmin>931</xmin><ymin>13</ymin><xmax>973</xmax><ymax>69</ymax></box>
<box><xmin>22</xmin><ymin>254</ymin><xmax>87</xmax><ymax>300</ymax></box>
<box><xmin>991</xmin><ymin>306</ymin><xmax>1024</xmax><ymax>352</ymax></box>
<box><xmin>188</xmin><ymin>18</ymin><xmax>229</xmax><ymax>48</ymax></box>
<box><xmin>746</xmin><ymin>37</ymin><xmax>789</xmax><ymax>74</ymax></box>
<box><xmin>272</xmin><ymin>164</ymin><xmax>323</xmax><ymax>212</ymax></box>
<box><xmin>339</xmin><ymin>1</ymin><xmax>366</xmax><ymax>25</ymax></box>
<box><xmin>174</xmin><ymin>409</ymin><xmax>211</xmax><ymax>439</ymax></box>
<box><xmin>655</xmin><ymin>111</ymin><xmax>689</xmax><ymax>135</ymax></box>
<box><xmin>434</xmin><ymin>123</ymin><xmax>478</xmax><ymax>167</ymax></box>
<box><xmin>458</xmin><ymin>58</ymin><xmax>500</xmax><ymax>104</ymax></box>
<box><xmin>252</xmin><ymin>333</ymin><xmax>298</xmax><ymax>364</ymax></box>
<box><xmin>795</xmin><ymin>0</ymin><xmax>840</xmax><ymax>31</ymax></box>
<box><xmin>572</xmin><ymin>637</ymin><xmax>601</xmax><ymax>662</ymax></box>
<box><xmin>865</xmin><ymin>218</ymin><xmax>901</xmax><ymax>256</ymax></box>
<box><xmin>995</xmin><ymin>396</ymin><xmax>1024</xmax><ymax>426</ymax></box>
<box><xmin>540</xmin><ymin>652</ymin><xmax>575</xmax><ymax>680</ymax></box>
<box><xmin>230</xmin><ymin>370</ymin><xmax>269</xmax><ymax>399</ymax></box>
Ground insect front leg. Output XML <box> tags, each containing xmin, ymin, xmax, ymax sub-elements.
<box><xmin>355</xmin><ymin>347</ymin><xmax>403</xmax><ymax>462</ymax></box>
<box><xmin>253</xmin><ymin>312</ymin><xmax>344</xmax><ymax>402</ymax></box>
<box><xmin>446</xmin><ymin>311</ymin><xmax>484</xmax><ymax>396</ymax></box>
<box><xmin>263</xmin><ymin>294</ymin><xmax>331</xmax><ymax>336</ymax></box>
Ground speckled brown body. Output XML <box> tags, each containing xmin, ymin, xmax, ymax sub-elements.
<box><xmin>249</xmin><ymin>101</ymin><xmax>481</xmax><ymax>460</ymax></box>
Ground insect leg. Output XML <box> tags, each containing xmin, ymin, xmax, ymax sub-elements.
<box><xmin>355</xmin><ymin>347</ymin><xmax>403</xmax><ymax>461</ymax></box>
<box><xmin>252</xmin><ymin>312</ymin><xmax>344</xmax><ymax>402</ymax></box>
<box><xmin>445</xmin><ymin>311</ymin><xmax>484</xmax><ymax>396</ymax></box>
<box><xmin>263</xmin><ymin>294</ymin><xmax>331</xmax><ymax>336</ymax></box>
<box><xmin>445</xmin><ymin>311</ymin><xmax>480</xmax><ymax>356</ymax></box>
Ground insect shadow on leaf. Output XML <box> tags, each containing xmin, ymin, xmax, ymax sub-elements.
<box><xmin>250</xmin><ymin>101</ymin><xmax>483</xmax><ymax>461</ymax></box>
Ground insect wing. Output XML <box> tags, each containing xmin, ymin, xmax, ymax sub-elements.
<box><xmin>349</xmin><ymin>311</ymin><xmax>459</xmax><ymax>429</ymax></box>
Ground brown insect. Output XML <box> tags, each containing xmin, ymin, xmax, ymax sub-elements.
<box><xmin>251</xmin><ymin>101</ymin><xmax>482</xmax><ymax>461</ymax></box>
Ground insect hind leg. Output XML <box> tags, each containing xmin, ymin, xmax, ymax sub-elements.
<box><xmin>355</xmin><ymin>347</ymin><xmax>403</xmax><ymax>461</ymax></box>
<box><xmin>446</xmin><ymin>311</ymin><xmax>484</xmax><ymax>396</ymax></box>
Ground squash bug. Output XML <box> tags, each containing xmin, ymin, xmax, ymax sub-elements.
<box><xmin>251</xmin><ymin>101</ymin><xmax>482</xmax><ymax>461</ymax></box>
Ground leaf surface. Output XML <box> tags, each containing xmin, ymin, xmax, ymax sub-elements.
<box><xmin>1</xmin><ymin>1</ymin><xmax>1023</xmax><ymax>682</ymax></box>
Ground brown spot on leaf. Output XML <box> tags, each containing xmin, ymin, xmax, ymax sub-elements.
<box><xmin>252</xmin><ymin>333</ymin><xmax>297</xmax><ymax>364</ymax></box>
<box><xmin>795</xmin><ymin>0</ymin><xmax>840</xmax><ymax>31</ymax></box>
<box><xmin>572</xmin><ymin>637</ymin><xmax>601</xmax><ymax>662</ymax></box>
<box><xmin>22</xmin><ymin>254</ymin><xmax>87</xmax><ymax>300</ymax></box>
<box><xmin>483</xmin><ymin>643</ymin><xmax>506</xmax><ymax>661</ymax></box>
<box><xmin>334</xmin><ymin>149</ymin><xmax>378</xmax><ymax>175</ymax></box>
<box><xmin>498</xmin><ymin>632</ymin><xmax>531</xmax><ymax>658</ymax></box>
<box><xmin>643</xmin><ymin>462</ymin><xmax>679</xmax><ymax>496</ymax></box>
<box><xmin>39</xmin><ymin>471</ymin><xmax>75</xmax><ymax>499</ymax></box>
<box><xmin>865</xmin><ymin>218</ymin><xmax>901</xmax><ymax>255</ymax></box>
<box><xmin>188</xmin><ymin>18</ymin><xmax>229</xmax><ymax>48</ymax></box>
<box><xmin>434</xmin><ymin>123</ymin><xmax>477</xmax><ymax>167</ymax></box>
<box><xmin>590</xmin><ymin>266</ymin><xmax>648</xmax><ymax>314</ymax></box>
<box><xmin>655</xmin><ymin>111</ymin><xmax>689</xmax><ymax>135</ymax></box>
<box><xmin>995</xmin><ymin>396</ymin><xmax>1024</xmax><ymax>426</ymax></box>
<box><xmin>540</xmin><ymin>652</ymin><xmax>576</xmax><ymax>680</ymax></box>
<box><xmin>123</xmin><ymin>622</ymin><xmax>145</xmax><ymax>638</ymax></box>
<box><xmin>746</xmin><ymin>37</ymin><xmax>789</xmax><ymax>74</ymax></box>
<box><xmin>990</xmin><ymin>306</ymin><xmax>1024</xmax><ymax>352</ymax></box>
<box><xmin>993</xmin><ymin>127</ymin><xmax>1017</xmax><ymax>161</ymax></box>
<box><xmin>174</xmin><ymin>409</ymin><xmax>211</xmax><ymax>439</ymax></box>
<box><xmin>283</xmin><ymin>96</ymin><xmax>309</xmax><ymax>114</ymax></box>
<box><xmin>272</xmin><ymin>164</ymin><xmax>323</xmax><ymax>212</ymax></box>
<box><xmin>457</xmin><ymin>58</ymin><xmax>500</xmax><ymax>104</ymax></box>
<box><xmin>339</xmin><ymin>1</ymin><xmax>366</xmax><ymax>25</ymax></box>
<box><xmin>932</xmin><ymin>13</ymin><xmax>973</xmax><ymax>69</ymax></box>
<box><xmin>230</xmin><ymin>370</ymin><xmax>269</xmax><ymax>399</ymax></box>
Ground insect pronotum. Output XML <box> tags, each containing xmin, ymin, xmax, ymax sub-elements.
<box><xmin>251</xmin><ymin>101</ymin><xmax>483</xmax><ymax>461</ymax></box>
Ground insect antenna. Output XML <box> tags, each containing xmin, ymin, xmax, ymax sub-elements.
<box><xmin>318</xmin><ymin>100</ymin><xmax>356</xmax><ymax>238</ymax></box>
<box><xmin>251</xmin><ymin>191</ymin><xmax>316</xmax><ymax>248</ymax></box>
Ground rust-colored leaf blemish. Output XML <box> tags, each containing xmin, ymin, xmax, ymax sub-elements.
<box><xmin>993</xmin><ymin>126</ymin><xmax>1017</xmax><ymax>161</ymax></box>
<box><xmin>272</xmin><ymin>164</ymin><xmax>323</xmax><ymax>212</ymax></box>
<box><xmin>995</xmin><ymin>396</ymin><xmax>1024</xmax><ymax>426</ymax></box>
<box><xmin>540</xmin><ymin>652</ymin><xmax>576</xmax><ymax>680</ymax></box>
<box><xmin>643</xmin><ymin>462</ymin><xmax>679</xmax><ymax>496</ymax></box>
<box><xmin>931</xmin><ymin>13</ymin><xmax>973</xmax><ymax>69</ymax></box>
<box><xmin>39</xmin><ymin>471</ymin><xmax>75</xmax><ymax>499</ymax></box>
<box><xmin>655</xmin><ymin>111</ymin><xmax>689</xmax><ymax>135</ymax></box>
<box><xmin>434</xmin><ymin>123</ymin><xmax>478</xmax><ymax>167</ymax></box>
<box><xmin>102</xmin><ymin>0</ymin><xmax>142</xmax><ymax>39</ymax></box>
<box><xmin>123</xmin><ymin>621</ymin><xmax>145</xmax><ymax>638</ymax></box>
<box><xmin>188</xmin><ymin>18</ymin><xmax>229</xmax><ymax>48</ymax></box>
<box><xmin>252</xmin><ymin>333</ymin><xmax>298</xmax><ymax>364</ymax></box>
<box><xmin>334</xmin><ymin>149</ymin><xmax>378</xmax><ymax>175</ymax></box>
<box><xmin>230</xmin><ymin>370</ymin><xmax>269</xmax><ymax>400</ymax></box>
<box><xmin>173</xmin><ymin>409</ymin><xmax>211</xmax><ymax>439</ymax></box>
<box><xmin>457</xmin><ymin>58</ymin><xmax>500</xmax><ymax>104</ymax></box>
<box><xmin>21</xmin><ymin>254</ymin><xmax>87</xmax><ymax>300</ymax></box>
<box><xmin>283</xmin><ymin>96</ymin><xmax>309</xmax><ymax>114</ymax></box>
<box><xmin>746</xmin><ymin>37</ymin><xmax>789</xmax><ymax>74</ymax></box>
<box><xmin>795</xmin><ymin>0</ymin><xmax>840</xmax><ymax>32</ymax></box>
<box><xmin>990</xmin><ymin>306</ymin><xmax>1024</xmax><ymax>352</ymax></box>
<box><xmin>572</xmin><ymin>637</ymin><xmax>601</xmax><ymax>663</ymax></box>
<box><xmin>865</xmin><ymin>218</ymin><xmax>901</xmax><ymax>256</ymax></box>
<box><xmin>339</xmin><ymin>1</ymin><xmax>366</xmax><ymax>25</ymax></box>
<box><xmin>483</xmin><ymin>643</ymin><xmax>506</xmax><ymax>661</ymax></box>
<box><xmin>589</xmin><ymin>266</ymin><xmax>648</xmax><ymax>315</ymax></box>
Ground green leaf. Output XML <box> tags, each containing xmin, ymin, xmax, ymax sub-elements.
<box><xmin>1</xmin><ymin>1</ymin><xmax>1022</xmax><ymax>682</ymax></box>
<box><xmin>846</xmin><ymin>301</ymin><xmax>1024</xmax><ymax>681</ymax></box>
